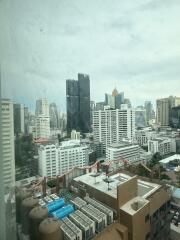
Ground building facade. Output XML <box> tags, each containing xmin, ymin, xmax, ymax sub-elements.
<box><xmin>38</xmin><ymin>140</ymin><xmax>89</xmax><ymax>177</ymax></box>
<box><xmin>145</xmin><ymin>101</ymin><xmax>153</xmax><ymax>125</ymax></box>
<box><xmin>135</xmin><ymin>106</ymin><xmax>146</xmax><ymax>128</ymax></box>
<box><xmin>93</xmin><ymin>108</ymin><xmax>135</xmax><ymax>151</ymax></box>
<box><xmin>35</xmin><ymin>115</ymin><xmax>50</xmax><ymax>139</ymax></box>
<box><xmin>106</xmin><ymin>142</ymin><xmax>141</xmax><ymax>167</ymax></box>
<box><xmin>2</xmin><ymin>99</ymin><xmax>15</xmax><ymax>188</ymax></box>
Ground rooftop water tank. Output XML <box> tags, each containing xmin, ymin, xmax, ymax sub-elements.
<box><xmin>21</xmin><ymin>197</ymin><xmax>39</xmax><ymax>235</ymax></box>
<box><xmin>51</xmin><ymin>204</ymin><xmax>74</xmax><ymax>219</ymax></box>
<box><xmin>47</xmin><ymin>198</ymin><xmax>65</xmax><ymax>213</ymax></box>
<box><xmin>29</xmin><ymin>206</ymin><xmax>48</xmax><ymax>240</ymax></box>
<box><xmin>39</xmin><ymin>218</ymin><xmax>63</xmax><ymax>240</ymax></box>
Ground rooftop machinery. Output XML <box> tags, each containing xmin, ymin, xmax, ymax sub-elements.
<box><xmin>81</xmin><ymin>204</ymin><xmax>107</xmax><ymax>233</ymax></box>
<box><xmin>70</xmin><ymin>197</ymin><xmax>87</xmax><ymax>209</ymax></box>
<box><xmin>84</xmin><ymin>196</ymin><xmax>114</xmax><ymax>224</ymax></box>
<box><xmin>61</xmin><ymin>217</ymin><xmax>82</xmax><ymax>240</ymax></box>
<box><xmin>69</xmin><ymin>210</ymin><xmax>95</xmax><ymax>240</ymax></box>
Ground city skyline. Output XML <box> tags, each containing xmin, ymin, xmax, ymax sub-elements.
<box><xmin>1</xmin><ymin>0</ymin><xmax>180</xmax><ymax>111</ymax></box>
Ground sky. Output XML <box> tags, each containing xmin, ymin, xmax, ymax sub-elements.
<box><xmin>0</xmin><ymin>0</ymin><xmax>180</xmax><ymax>112</ymax></box>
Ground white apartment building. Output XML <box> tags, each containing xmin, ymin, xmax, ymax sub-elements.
<box><xmin>93</xmin><ymin>108</ymin><xmax>135</xmax><ymax>151</ymax></box>
<box><xmin>1</xmin><ymin>99</ymin><xmax>15</xmax><ymax>188</ymax></box>
<box><xmin>106</xmin><ymin>142</ymin><xmax>140</xmax><ymax>167</ymax></box>
<box><xmin>38</xmin><ymin>140</ymin><xmax>89</xmax><ymax>177</ymax></box>
<box><xmin>35</xmin><ymin>115</ymin><xmax>50</xmax><ymax>139</ymax></box>
<box><xmin>148</xmin><ymin>137</ymin><xmax>176</xmax><ymax>156</ymax></box>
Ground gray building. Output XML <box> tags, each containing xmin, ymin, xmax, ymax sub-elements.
<box><xmin>66</xmin><ymin>73</ymin><xmax>90</xmax><ymax>134</ymax></box>
<box><xmin>49</xmin><ymin>103</ymin><xmax>59</xmax><ymax>129</ymax></box>
<box><xmin>13</xmin><ymin>103</ymin><xmax>25</xmax><ymax>135</ymax></box>
<box><xmin>145</xmin><ymin>101</ymin><xmax>153</xmax><ymax>125</ymax></box>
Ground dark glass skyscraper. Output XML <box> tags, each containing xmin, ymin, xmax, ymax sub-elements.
<box><xmin>66</xmin><ymin>74</ymin><xmax>90</xmax><ymax>134</ymax></box>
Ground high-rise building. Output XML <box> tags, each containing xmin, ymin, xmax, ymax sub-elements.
<box><xmin>156</xmin><ymin>96</ymin><xmax>180</xmax><ymax>126</ymax></box>
<box><xmin>49</xmin><ymin>103</ymin><xmax>59</xmax><ymax>129</ymax></box>
<box><xmin>145</xmin><ymin>101</ymin><xmax>153</xmax><ymax>125</ymax></box>
<box><xmin>1</xmin><ymin>99</ymin><xmax>16</xmax><ymax>240</ymax></box>
<box><xmin>78</xmin><ymin>73</ymin><xmax>90</xmax><ymax>133</ymax></box>
<box><xmin>2</xmin><ymin>99</ymin><xmax>15</xmax><ymax>188</ymax></box>
<box><xmin>13</xmin><ymin>103</ymin><xmax>25</xmax><ymax>135</ymax></box>
<box><xmin>105</xmin><ymin>93</ymin><xmax>115</xmax><ymax>109</ymax></box>
<box><xmin>66</xmin><ymin>73</ymin><xmax>90</xmax><ymax>134</ymax></box>
<box><xmin>35</xmin><ymin>98</ymin><xmax>50</xmax><ymax>139</ymax></box>
<box><xmin>93</xmin><ymin>108</ymin><xmax>135</xmax><ymax>151</ymax></box>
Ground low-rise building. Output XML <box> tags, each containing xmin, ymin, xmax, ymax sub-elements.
<box><xmin>148</xmin><ymin>137</ymin><xmax>176</xmax><ymax>156</ymax></box>
<box><xmin>106</xmin><ymin>142</ymin><xmax>140</xmax><ymax>167</ymax></box>
<box><xmin>73</xmin><ymin>172</ymin><xmax>171</xmax><ymax>240</ymax></box>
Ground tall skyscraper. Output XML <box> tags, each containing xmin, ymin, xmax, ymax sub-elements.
<box><xmin>49</xmin><ymin>103</ymin><xmax>59</xmax><ymax>129</ymax></box>
<box><xmin>35</xmin><ymin>98</ymin><xmax>50</xmax><ymax>139</ymax></box>
<box><xmin>156</xmin><ymin>96</ymin><xmax>180</xmax><ymax>126</ymax></box>
<box><xmin>13</xmin><ymin>103</ymin><xmax>25</xmax><ymax>135</ymax></box>
<box><xmin>66</xmin><ymin>73</ymin><xmax>90</xmax><ymax>134</ymax></box>
<box><xmin>78</xmin><ymin>73</ymin><xmax>90</xmax><ymax>133</ymax></box>
<box><xmin>93</xmin><ymin>108</ymin><xmax>135</xmax><ymax>151</ymax></box>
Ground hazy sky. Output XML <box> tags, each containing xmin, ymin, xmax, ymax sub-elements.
<box><xmin>1</xmin><ymin>0</ymin><xmax>180</xmax><ymax>112</ymax></box>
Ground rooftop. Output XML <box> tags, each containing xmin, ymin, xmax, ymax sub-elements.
<box><xmin>74</xmin><ymin>172</ymin><xmax>160</xmax><ymax>199</ymax></box>
<box><xmin>159</xmin><ymin>154</ymin><xmax>180</xmax><ymax>164</ymax></box>
<box><xmin>120</xmin><ymin>196</ymin><xmax>149</xmax><ymax>215</ymax></box>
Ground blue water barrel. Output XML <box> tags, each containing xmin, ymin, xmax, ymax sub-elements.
<box><xmin>47</xmin><ymin>198</ymin><xmax>65</xmax><ymax>213</ymax></box>
<box><xmin>52</xmin><ymin>204</ymin><xmax>74</xmax><ymax>219</ymax></box>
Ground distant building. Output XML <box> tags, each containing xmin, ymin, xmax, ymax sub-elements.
<box><xmin>135</xmin><ymin>106</ymin><xmax>146</xmax><ymax>128</ymax></box>
<box><xmin>105</xmin><ymin>88</ymin><xmax>124</xmax><ymax>109</ymax></box>
<box><xmin>71</xmin><ymin>130</ymin><xmax>81</xmax><ymax>140</ymax></box>
<box><xmin>93</xmin><ymin>108</ymin><xmax>135</xmax><ymax>151</ymax></box>
<box><xmin>171</xmin><ymin>106</ymin><xmax>180</xmax><ymax>128</ymax></box>
<box><xmin>49</xmin><ymin>103</ymin><xmax>59</xmax><ymax>129</ymax></box>
<box><xmin>66</xmin><ymin>73</ymin><xmax>90</xmax><ymax>134</ymax></box>
<box><xmin>106</xmin><ymin>142</ymin><xmax>141</xmax><ymax>167</ymax></box>
<box><xmin>38</xmin><ymin>140</ymin><xmax>89</xmax><ymax>177</ymax></box>
<box><xmin>13</xmin><ymin>103</ymin><xmax>25</xmax><ymax>135</ymax></box>
<box><xmin>145</xmin><ymin>101</ymin><xmax>153</xmax><ymax>125</ymax></box>
<box><xmin>35</xmin><ymin>115</ymin><xmax>50</xmax><ymax>139</ymax></box>
<box><xmin>148</xmin><ymin>137</ymin><xmax>176</xmax><ymax>156</ymax></box>
<box><xmin>35</xmin><ymin>98</ymin><xmax>49</xmax><ymax>116</ymax></box>
<box><xmin>156</xmin><ymin>96</ymin><xmax>180</xmax><ymax>126</ymax></box>
<box><xmin>35</xmin><ymin>98</ymin><xmax>50</xmax><ymax>139</ymax></box>
<box><xmin>95</xmin><ymin>102</ymin><xmax>105</xmax><ymax>111</ymax></box>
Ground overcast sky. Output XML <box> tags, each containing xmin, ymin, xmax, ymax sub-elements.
<box><xmin>1</xmin><ymin>0</ymin><xmax>180</xmax><ymax>112</ymax></box>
